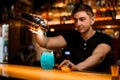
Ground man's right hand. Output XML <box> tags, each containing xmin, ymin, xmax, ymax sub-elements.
<box><xmin>29</xmin><ymin>25</ymin><xmax>44</xmax><ymax>35</ymax></box>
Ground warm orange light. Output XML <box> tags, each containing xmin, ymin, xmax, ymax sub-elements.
<box><xmin>50</xmin><ymin>28</ymin><xmax>55</xmax><ymax>32</ymax></box>
<box><xmin>106</xmin><ymin>25</ymin><xmax>111</xmax><ymax>28</ymax></box>
<box><xmin>54</xmin><ymin>2</ymin><xmax>66</xmax><ymax>8</ymax></box>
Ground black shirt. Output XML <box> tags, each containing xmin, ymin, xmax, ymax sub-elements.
<box><xmin>61</xmin><ymin>30</ymin><xmax>113</xmax><ymax>72</ymax></box>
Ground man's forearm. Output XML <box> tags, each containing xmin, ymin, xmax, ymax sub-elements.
<box><xmin>76</xmin><ymin>55</ymin><xmax>104</xmax><ymax>71</ymax></box>
<box><xmin>35</xmin><ymin>33</ymin><xmax>48</xmax><ymax>48</ymax></box>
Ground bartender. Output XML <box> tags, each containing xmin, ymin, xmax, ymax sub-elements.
<box><xmin>29</xmin><ymin>4</ymin><xmax>113</xmax><ymax>72</ymax></box>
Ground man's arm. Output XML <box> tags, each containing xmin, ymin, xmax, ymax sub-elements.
<box><xmin>29</xmin><ymin>25</ymin><xmax>67</xmax><ymax>49</ymax></box>
<box><xmin>58</xmin><ymin>43</ymin><xmax>111</xmax><ymax>71</ymax></box>
<box><xmin>33</xmin><ymin>31</ymin><xmax>67</xmax><ymax>49</ymax></box>
<box><xmin>75</xmin><ymin>43</ymin><xmax>111</xmax><ymax>71</ymax></box>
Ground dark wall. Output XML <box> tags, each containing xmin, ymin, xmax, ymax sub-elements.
<box><xmin>33</xmin><ymin>0</ymin><xmax>55</xmax><ymax>10</ymax></box>
<box><xmin>0</xmin><ymin>0</ymin><xmax>19</xmax><ymax>22</ymax></box>
<box><xmin>8</xmin><ymin>25</ymin><xmax>32</xmax><ymax>64</ymax></box>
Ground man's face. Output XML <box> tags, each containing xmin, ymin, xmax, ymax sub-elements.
<box><xmin>73</xmin><ymin>11</ymin><xmax>95</xmax><ymax>33</ymax></box>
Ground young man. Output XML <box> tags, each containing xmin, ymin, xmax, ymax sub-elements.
<box><xmin>30</xmin><ymin>4</ymin><xmax>113</xmax><ymax>72</ymax></box>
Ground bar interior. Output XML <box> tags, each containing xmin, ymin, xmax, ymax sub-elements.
<box><xmin>0</xmin><ymin>0</ymin><xmax>120</xmax><ymax>80</ymax></box>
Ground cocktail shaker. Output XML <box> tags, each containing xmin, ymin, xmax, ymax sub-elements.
<box><xmin>20</xmin><ymin>13</ymin><xmax>49</xmax><ymax>32</ymax></box>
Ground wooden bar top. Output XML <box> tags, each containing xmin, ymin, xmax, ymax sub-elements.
<box><xmin>0</xmin><ymin>64</ymin><xmax>112</xmax><ymax>80</ymax></box>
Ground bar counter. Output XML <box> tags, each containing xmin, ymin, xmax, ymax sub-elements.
<box><xmin>0</xmin><ymin>64</ymin><xmax>112</xmax><ymax>80</ymax></box>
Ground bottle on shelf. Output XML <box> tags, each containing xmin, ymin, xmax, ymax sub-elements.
<box><xmin>111</xmin><ymin>0</ymin><xmax>117</xmax><ymax>19</ymax></box>
<box><xmin>2</xmin><ymin>6</ymin><xmax>8</xmax><ymax>21</ymax></box>
<box><xmin>111</xmin><ymin>7</ymin><xmax>117</xmax><ymax>19</ymax></box>
<box><xmin>96</xmin><ymin>8</ymin><xmax>102</xmax><ymax>17</ymax></box>
<box><xmin>105</xmin><ymin>1</ymin><xmax>112</xmax><ymax>17</ymax></box>
<box><xmin>3</xmin><ymin>39</ymin><xmax>8</xmax><ymax>63</ymax></box>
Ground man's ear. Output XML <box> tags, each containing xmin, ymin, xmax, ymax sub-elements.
<box><xmin>91</xmin><ymin>16</ymin><xmax>95</xmax><ymax>25</ymax></box>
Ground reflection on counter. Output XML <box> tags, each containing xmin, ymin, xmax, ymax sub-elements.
<box><xmin>0</xmin><ymin>64</ymin><xmax>112</xmax><ymax>80</ymax></box>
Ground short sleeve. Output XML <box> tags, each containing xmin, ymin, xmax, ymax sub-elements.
<box><xmin>99</xmin><ymin>33</ymin><xmax>113</xmax><ymax>48</ymax></box>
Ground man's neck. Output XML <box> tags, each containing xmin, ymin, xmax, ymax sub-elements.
<box><xmin>81</xmin><ymin>29</ymin><xmax>96</xmax><ymax>41</ymax></box>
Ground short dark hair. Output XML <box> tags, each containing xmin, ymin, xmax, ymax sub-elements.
<box><xmin>72</xmin><ymin>4</ymin><xmax>94</xmax><ymax>17</ymax></box>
